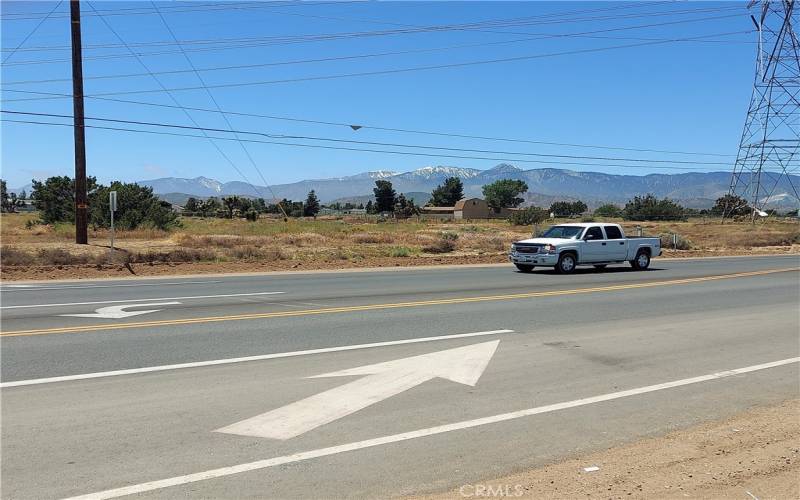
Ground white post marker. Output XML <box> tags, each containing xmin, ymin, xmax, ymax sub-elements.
<box><xmin>109</xmin><ymin>190</ymin><xmax>117</xmax><ymax>252</ymax></box>
<box><xmin>216</xmin><ymin>340</ymin><xmax>500</xmax><ymax>440</ymax></box>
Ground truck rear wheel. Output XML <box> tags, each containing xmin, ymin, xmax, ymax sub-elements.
<box><xmin>515</xmin><ymin>264</ymin><xmax>534</xmax><ymax>273</ymax></box>
<box><xmin>631</xmin><ymin>250</ymin><xmax>651</xmax><ymax>270</ymax></box>
<box><xmin>556</xmin><ymin>253</ymin><xmax>577</xmax><ymax>274</ymax></box>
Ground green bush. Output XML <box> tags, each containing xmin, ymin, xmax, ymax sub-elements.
<box><xmin>508</xmin><ymin>207</ymin><xmax>549</xmax><ymax>225</ymax></box>
<box><xmin>623</xmin><ymin>194</ymin><xmax>686</xmax><ymax>221</ymax></box>
<box><xmin>388</xmin><ymin>246</ymin><xmax>412</xmax><ymax>257</ymax></box>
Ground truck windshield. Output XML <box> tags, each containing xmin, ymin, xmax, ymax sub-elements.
<box><xmin>541</xmin><ymin>226</ymin><xmax>584</xmax><ymax>239</ymax></box>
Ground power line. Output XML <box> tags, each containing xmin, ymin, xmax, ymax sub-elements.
<box><xmin>0</xmin><ymin>28</ymin><xmax>752</xmax><ymax>100</ymax></box>
<box><xmin>0</xmin><ymin>92</ymin><xmax>737</xmax><ymax>158</ymax></box>
<box><xmin>0</xmin><ymin>1</ymin><xmax>352</xmax><ymax>22</ymax></box>
<box><xmin>149</xmin><ymin>0</ymin><xmax>287</xmax><ymax>218</ymax></box>
<box><xmin>1</xmin><ymin>2</ymin><xmax>739</xmax><ymax>53</ymax></box>
<box><xmin>2</xmin><ymin>0</ymin><xmax>63</xmax><ymax>64</ymax></box>
<box><xmin>0</xmin><ymin>22</ymin><xmax>753</xmax><ymax>85</ymax></box>
<box><xmin>5</xmin><ymin>116</ymin><xmax>758</xmax><ymax>173</ymax></box>
<box><xmin>1</xmin><ymin>110</ymin><xmax>750</xmax><ymax>167</ymax></box>
<box><xmin>84</xmin><ymin>1</ymin><xmax>272</xmax><ymax>207</ymax></box>
<box><xmin>0</xmin><ymin>6</ymin><xmax>746</xmax><ymax>65</ymax></box>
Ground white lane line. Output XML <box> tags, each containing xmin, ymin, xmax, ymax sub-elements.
<box><xmin>0</xmin><ymin>280</ymin><xmax>223</xmax><ymax>292</ymax></box>
<box><xmin>0</xmin><ymin>329</ymin><xmax>514</xmax><ymax>388</ymax></box>
<box><xmin>63</xmin><ymin>357</ymin><xmax>799</xmax><ymax>500</ymax></box>
<box><xmin>0</xmin><ymin>291</ymin><xmax>285</xmax><ymax>310</ymax></box>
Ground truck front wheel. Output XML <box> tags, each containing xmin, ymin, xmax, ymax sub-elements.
<box><xmin>556</xmin><ymin>253</ymin><xmax>577</xmax><ymax>274</ymax></box>
<box><xmin>631</xmin><ymin>250</ymin><xmax>651</xmax><ymax>270</ymax></box>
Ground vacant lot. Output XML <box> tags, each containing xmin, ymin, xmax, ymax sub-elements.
<box><xmin>1</xmin><ymin>212</ymin><xmax>798</xmax><ymax>280</ymax></box>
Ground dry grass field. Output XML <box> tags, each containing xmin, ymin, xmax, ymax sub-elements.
<box><xmin>1</xmin><ymin>212</ymin><xmax>798</xmax><ymax>280</ymax></box>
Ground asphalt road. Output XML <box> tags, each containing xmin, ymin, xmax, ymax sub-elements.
<box><xmin>1</xmin><ymin>255</ymin><xmax>798</xmax><ymax>499</ymax></box>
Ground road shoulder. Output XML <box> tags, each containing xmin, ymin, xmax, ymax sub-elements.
<box><xmin>418</xmin><ymin>400</ymin><xmax>799</xmax><ymax>499</ymax></box>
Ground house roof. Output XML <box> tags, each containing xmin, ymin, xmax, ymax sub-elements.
<box><xmin>453</xmin><ymin>198</ymin><xmax>483</xmax><ymax>210</ymax></box>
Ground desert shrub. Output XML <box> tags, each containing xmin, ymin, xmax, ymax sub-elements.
<box><xmin>353</xmin><ymin>232</ymin><xmax>394</xmax><ymax>244</ymax></box>
<box><xmin>508</xmin><ymin>207</ymin><xmax>548</xmax><ymax>226</ymax></box>
<box><xmin>581</xmin><ymin>216</ymin><xmax>596</xmax><ymax>222</ymax></box>
<box><xmin>177</xmin><ymin>234</ymin><xmax>242</xmax><ymax>248</ymax></box>
<box><xmin>132</xmin><ymin>248</ymin><xmax>216</xmax><ymax>263</ymax></box>
<box><xmin>388</xmin><ymin>246</ymin><xmax>412</xmax><ymax>257</ymax></box>
<box><xmin>230</xmin><ymin>245</ymin><xmax>265</xmax><ymax>260</ymax></box>
<box><xmin>1</xmin><ymin>246</ymin><xmax>36</xmax><ymax>266</ymax></box>
<box><xmin>660</xmin><ymin>233</ymin><xmax>692</xmax><ymax>250</ymax></box>
<box><xmin>440</xmin><ymin>231</ymin><xmax>459</xmax><ymax>241</ymax></box>
<box><xmin>38</xmin><ymin>248</ymin><xmax>90</xmax><ymax>265</ymax></box>
<box><xmin>423</xmin><ymin>238</ymin><xmax>456</xmax><ymax>253</ymax></box>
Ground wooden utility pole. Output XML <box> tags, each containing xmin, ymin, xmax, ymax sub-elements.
<box><xmin>70</xmin><ymin>0</ymin><xmax>88</xmax><ymax>244</ymax></box>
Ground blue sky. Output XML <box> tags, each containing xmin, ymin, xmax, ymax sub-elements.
<box><xmin>1</xmin><ymin>1</ymin><xmax>756</xmax><ymax>188</ymax></box>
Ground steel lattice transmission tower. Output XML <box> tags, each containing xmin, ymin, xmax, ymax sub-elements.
<box><xmin>726</xmin><ymin>0</ymin><xmax>800</xmax><ymax>219</ymax></box>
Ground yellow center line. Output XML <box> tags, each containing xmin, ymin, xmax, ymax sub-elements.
<box><xmin>1</xmin><ymin>267</ymin><xmax>796</xmax><ymax>338</ymax></box>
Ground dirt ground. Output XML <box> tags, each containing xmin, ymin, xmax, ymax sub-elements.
<box><xmin>418</xmin><ymin>400</ymin><xmax>800</xmax><ymax>500</ymax></box>
<box><xmin>1</xmin><ymin>213</ymin><xmax>798</xmax><ymax>281</ymax></box>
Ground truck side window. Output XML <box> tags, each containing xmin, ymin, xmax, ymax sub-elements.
<box><xmin>604</xmin><ymin>226</ymin><xmax>623</xmax><ymax>239</ymax></box>
<box><xmin>585</xmin><ymin>226</ymin><xmax>604</xmax><ymax>240</ymax></box>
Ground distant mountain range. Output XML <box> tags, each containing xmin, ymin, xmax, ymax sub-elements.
<box><xmin>16</xmin><ymin>164</ymin><xmax>798</xmax><ymax>209</ymax></box>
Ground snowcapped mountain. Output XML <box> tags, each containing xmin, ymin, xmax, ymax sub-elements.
<box><xmin>138</xmin><ymin>165</ymin><xmax>800</xmax><ymax>208</ymax></box>
<box><xmin>138</xmin><ymin>176</ymin><xmax>222</xmax><ymax>196</ymax></box>
<box><xmin>393</xmin><ymin>166</ymin><xmax>481</xmax><ymax>180</ymax></box>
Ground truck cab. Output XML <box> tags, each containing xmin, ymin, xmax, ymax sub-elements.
<box><xmin>509</xmin><ymin>223</ymin><xmax>661</xmax><ymax>274</ymax></box>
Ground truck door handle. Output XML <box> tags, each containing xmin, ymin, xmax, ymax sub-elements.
<box><xmin>601</xmin><ymin>242</ymin><xmax>606</xmax><ymax>245</ymax></box>
<box><xmin>620</xmin><ymin>242</ymin><xmax>624</xmax><ymax>245</ymax></box>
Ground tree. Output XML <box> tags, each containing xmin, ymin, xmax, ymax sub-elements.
<box><xmin>549</xmin><ymin>200</ymin><xmax>587</xmax><ymax>217</ymax></box>
<box><xmin>394</xmin><ymin>193</ymin><xmax>420</xmax><ymax>218</ymax></box>
<box><xmin>594</xmin><ymin>203</ymin><xmax>622</xmax><ymax>218</ymax></box>
<box><xmin>430</xmin><ymin>177</ymin><xmax>464</xmax><ymax>206</ymax></box>
<box><xmin>622</xmin><ymin>194</ymin><xmax>686</xmax><ymax>221</ymax></box>
<box><xmin>365</xmin><ymin>200</ymin><xmax>375</xmax><ymax>214</ymax></box>
<box><xmin>571</xmin><ymin>200</ymin><xmax>588</xmax><ymax>215</ymax></box>
<box><xmin>482</xmin><ymin>179</ymin><xmax>528</xmax><ymax>212</ymax></box>
<box><xmin>304</xmin><ymin>190</ymin><xmax>320</xmax><ymax>217</ymax></box>
<box><xmin>711</xmin><ymin>194</ymin><xmax>750</xmax><ymax>217</ymax></box>
<box><xmin>31</xmin><ymin>175</ymin><xmax>99</xmax><ymax>224</ymax></box>
<box><xmin>184</xmin><ymin>197</ymin><xmax>199</xmax><ymax>214</ymax></box>
<box><xmin>199</xmin><ymin>197</ymin><xmax>221</xmax><ymax>217</ymax></box>
<box><xmin>373</xmin><ymin>180</ymin><xmax>396</xmax><ymax>212</ymax></box>
<box><xmin>89</xmin><ymin>182</ymin><xmax>179</xmax><ymax>230</ymax></box>
<box><xmin>0</xmin><ymin>180</ymin><xmax>7</xmax><ymax>212</ymax></box>
<box><xmin>508</xmin><ymin>206</ymin><xmax>549</xmax><ymax>225</ymax></box>
<box><xmin>222</xmin><ymin>196</ymin><xmax>241</xmax><ymax>219</ymax></box>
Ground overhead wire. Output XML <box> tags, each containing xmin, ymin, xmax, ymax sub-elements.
<box><xmin>0</xmin><ymin>110</ymin><xmax>751</xmax><ymax>167</ymax></box>
<box><xmin>149</xmin><ymin>0</ymin><xmax>287</xmax><ymax>217</ymax></box>
<box><xmin>2</xmin><ymin>0</ymin><xmax>63</xmax><ymax>64</ymax></box>
<box><xmin>0</xmin><ymin>28</ymin><xmax>753</xmax><ymax>100</ymax></box>
<box><xmin>84</xmin><ymin>1</ymin><xmax>277</xmax><ymax>205</ymax></box>
<box><xmin>0</xmin><ymin>5</ymin><xmax>747</xmax><ymax>65</ymax></box>
<box><xmin>0</xmin><ymin>91</ymin><xmax>737</xmax><ymax>158</ymax></box>
<box><xmin>3</xmin><ymin>116</ymin><xmax>758</xmax><ymax>172</ymax></box>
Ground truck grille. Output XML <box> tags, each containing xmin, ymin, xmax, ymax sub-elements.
<box><xmin>515</xmin><ymin>245</ymin><xmax>540</xmax><ymax>254</ymax></box>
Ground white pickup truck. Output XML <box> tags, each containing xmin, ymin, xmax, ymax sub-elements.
<box><xmin>509</xmin><ymin>223</ymin><xmax>661</xmax><ymax>273</ymax></box>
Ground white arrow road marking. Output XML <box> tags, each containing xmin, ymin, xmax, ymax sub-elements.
<box><xmin>2</xmin><ymin>330</ymin><xmax>513</xmax><ymax>388</ymax></box>
<box><xmin>64</xmin><ymin>357</ymin><xmax>799</xmax><ymax>500</ymax></box>
<box><xmin>215</xmin><ymin>340</ymin><xmax>501</xmax><ymax>440</ymax></box>
<box><xmin>60</xmin><ymin>302</ymin><xmax>182</xmax><ymax>319</ymax></box>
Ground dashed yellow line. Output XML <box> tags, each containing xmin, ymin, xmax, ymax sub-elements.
<box><xmin>1</xmin><ymin>267</ymin><xmax>796</xmax><ymax>338</ymax></box>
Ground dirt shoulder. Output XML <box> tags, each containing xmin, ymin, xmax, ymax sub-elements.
<box><xmin>418</xmin><ymin>400</ymin><xmax>800</xmax><ymax>500</ymax></box>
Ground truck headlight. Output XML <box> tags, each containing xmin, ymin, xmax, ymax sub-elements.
<box><xmin>544</xmin><ymin>244</ymin><xmax>556</xmax><ymax>253</ymax></box>
<box><xmin>511</xmin><ymin>243</ymin><xmax>517</xmax><ymax>252</ymax></box>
